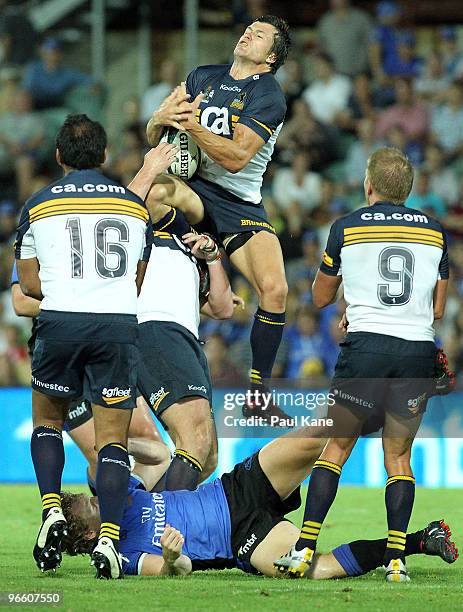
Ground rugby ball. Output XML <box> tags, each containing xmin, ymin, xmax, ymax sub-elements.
<box><xmin>160</xmin><ymin>127</ymin><xmax>201</xmax><ymax>180</ymax></box>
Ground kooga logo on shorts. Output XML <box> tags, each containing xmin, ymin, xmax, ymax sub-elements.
<box><xmin>102</xmin><ymin>386</ymin><xmax>131</xmax><ymax>405</ymax></box>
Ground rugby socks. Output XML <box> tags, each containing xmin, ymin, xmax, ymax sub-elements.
<box><xmin>249</xmin><ymin>308</ymin><xmax>285</xmax><ymax>387</ymax></box>
<box><xmin>164</xmin><ymin>450</ymin><xmax>203</xmax><ymax>491</ymax></box>
<box><xmin>31</xmin><ymin>426</ymin><xmax>65</xmax><ymax>521</ymax></box>
<box><xmin>333</xmin><ymin>529</ymin><xmax>425</xmax><ymax>577</ymax></box>
<box><xmin>96</xmin><ymin>443</ymin><xmax>131</xmax><ymax>552</ymax></box>
<box><xmin>295</xmin><ymin>460</ymin><xmax>342</xmax><ymax>552</ymax></box>
<box><xmin>384</xmin><ymin>475</ymin><xmax>416</xmax><ymax>564</ymax></box>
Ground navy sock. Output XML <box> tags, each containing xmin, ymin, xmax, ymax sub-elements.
<box><xmin>96</xmin><ymin>443</ymin><xmax>131</xmax><ymax>552</ymax></box>
<box><xmin>384</xmin><ymin>476</ymin><xmax>416</xmax><ymax>564</ymax></box>
<box><xmin>164</xmin><ymin>450</ymin><xmax>203</xmax><ymax>491</ymax></box>
<box><xmin>250</xmin><ymin>308</ymin><xmax>285</xmax><ymax>387</ymax></box>
<box><xmin>31</xmin><ymin>425</ymin><xmax>65</xmax><ymax>521</ymax></box>
<box><xmin>334</xmin><ymin>529</ymin><xmax>425</xmax><ymax>576</ymax></box>
<box><xmin>296</xmin><ymin>460</ymin><xmax>342</xmax><ymax>551</ymax></box>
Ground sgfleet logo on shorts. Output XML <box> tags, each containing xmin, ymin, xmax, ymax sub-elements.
<box><xmin>149</xmin><ymin>387</ymin><xmax>170</xmax><ymax>411</ymax></box>
<box><xmin>50</xmin><ymin>183</ymin><xmax>126</xmax><ymax>194</ymax></box>
<box><xmin>32</xmin><ymin>375</ymin><xmax>70</xmax><ymax>393</ymax></box>
<box><xmin>407</xmin><ymin>392</ymin><xmax>427</xmax><ymax>414</ymax></box>
<box><xmin>102</xmin><ymin>387</ymin><xmax>131</xmax><ymax>405</ymax></box>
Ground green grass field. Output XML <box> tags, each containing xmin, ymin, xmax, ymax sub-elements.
<box><xmin>0</xmin><ymin>485</ymin><xmax>461</xmax><ymax>611</ymax></box>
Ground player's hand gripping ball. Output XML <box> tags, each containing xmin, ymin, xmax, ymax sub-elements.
<box><xmin>160</xmin><ymin>127</ymin><xmax>202</xmax><ymax>180</ymax></box>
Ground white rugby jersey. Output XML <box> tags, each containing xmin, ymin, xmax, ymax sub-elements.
<box><xmin>137</xmin><ymin>231</ymin><xmax>201</xmax><ymax>338</ymax></box>
<box><xmin>15</xmin><ymin>169</ymin><xmax>149</xmax><ymax>315</ymax></box>
<box><xmin>320</xmin><ymin>202</ymin><xmax>449</xmax><ymax>342</ymax></box>
<box><xmin>186</xmin><ymin>65</ymin><xmax>286</xmax><ymax>204</ymax></box>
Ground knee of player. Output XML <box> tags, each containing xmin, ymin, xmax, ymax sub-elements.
<box><xmin>147</xmin><ymin>183</ymin><xmax>169</xmax><ymax>205</ymax></box>
<box><xmin>258</xmin><ymin>276</ymin><xmax>288</xmax><ymax>305</ymax></box>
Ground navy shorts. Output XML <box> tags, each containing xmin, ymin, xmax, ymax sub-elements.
<box><xmin>32</xmin><ymin>310</ymin><xmax>138</xmax><ymax>409</ymax></box>
<box><xmin>63</xmin><ymin>399</ymin><xmax>93</xmax><ymax>432</ymax></box>
<box><xmin>332</xmin><ymin>331</ymin><xmax>437</xmax><ymax>420</ymax></box>
<box><xmin>137</xmin><ymin>321</ymin><xmax>212</xmax><ymax>419</ymax></box>
<box><xmin>188</xmin><ymin>175</ymin><xmax>275</xmax><ymax>241</ymax></box>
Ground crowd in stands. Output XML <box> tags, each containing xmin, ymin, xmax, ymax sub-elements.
<box><xmin>1</xmin><ymin>0</ymin><xmax>463</xmax><ymax>388</ymax></box>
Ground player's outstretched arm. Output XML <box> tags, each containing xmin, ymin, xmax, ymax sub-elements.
<box><xmin>140</xmin><ymin>525</ymin><xmax>192</xmax><ymax>576</ymax></box>
<box><xmin>128</xmin><ymin>143</ymin><xmax>178</xmax><ymax>201</ymax></box>
<box><xmin>183</xmin><ymin>232</ymin><xmax>234</xmax><ymax>319</ymax></box>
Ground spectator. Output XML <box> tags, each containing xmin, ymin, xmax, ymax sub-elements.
<box><xmin>431</xmin><ymin>82</ymin><xmax>463</xmax><ymax>159</ymax></box>
<box><xmin>0</xmin><ymin>0</ymin><xmax>37</xmax><ymax>67</ymax></box>
<box><xmin>302</xmin><ymin>52</ymin><xmax>352</xmax><ymax>125</ymax></box>
<box><xmin>276</xmin><ymin>58</ymin><xmax>305</xmax><ymax>119</ymax></box>
<box><xmin>110</xmin><ymin>126</ymin><xmax>145</xmax><ymax>186</ymax></box>
<box><xmin>276</xmin><ymin>99</ymin><xmax>338</xmax><ymax>170</ymax></box>
<box><xmin>286</xmin><ymin>232</ymin><xmax>322</xmax><ymax>288</ymax></box>
<box><xmin>344</xmin><ymin>117</ymin><xmax>384</xmax><ymax>190</ymax></box>
<box><xmin>415</xmin><ymin>50</ymin><xmax>450</xmax><ymax>103</ymax></box>
<box><xmin>203</xmin><ymin>333</ymin><xmax>245</xmax><ymax>386</ymax></box>
<box><xmin>278</xmin><ymin>201</ymin><xmax>311</xmax><ymax>261</ymax></box>
<box><xmin>317</xmin><ymin>0</ymin><xmax>372</xmax><ymax>77</ymax></box>
<box><xmin>0</xmin><ymin>200</ymin><xmax>17</xmax><ymax>245</ymax></box>
<box><xmin>406</xmin><ymin>170</ymin><xmax>447</xmax><ymax>218</ymax></box>
<box><xmin>439</xmin><ymin>26</ymin><xmax>463</xmax><ymax>80</ymax></box>
<box><xmin>390</xmin><ymin>30</ymin><xmax>423</xmax><ymax>79</ymax></box>
<box><xmin>385</xmin><ymin>125</ymin><xmax>423</xmax><ymax>167</ymax></box>
<box><xmin>376</xmin><ymin>78</ymin><xmax>428</xmax><ymax>141</ymax></box>
<box><xmin>140</xmin><ymin>59</ymin><xmax>179</xmax><ymax>123</ymax></box>
<box><xmin>22</xmin><ymin>38</ymin><xmax>96</xmax><ymax>110</ymax></box>
<box><xmin>369</xmin><ymin>0</ymin><xmax>403</xmax><ymax>83</ymax></box>
<box><xmin>273</xmin><ymin>151</ymin><xmax>322</xmax><ymax>212</ymax></box>
<box><xmin>424</xmin><ymin>144</ymin><xmax>459</xmax><ymax>206</ymax></box>
<box><xmin>0</xmin><ymin>89</ymin><xmax>44</xmax><ymax>201</ymax></box>
<box><xmin>284</xmin><ymin>306</ymin><xmax>326</xmax><ymax>379</ymax></box>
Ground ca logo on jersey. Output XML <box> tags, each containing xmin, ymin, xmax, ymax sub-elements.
<box><xmin>201</xmin><ymin>106</ymin><xmax>230</xmax><ymax>135</ymax></box>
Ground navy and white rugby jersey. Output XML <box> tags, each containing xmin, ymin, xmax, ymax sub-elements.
<box><xmin>320</xmin><ymin>201</ymin><xmax>449</xmax><ymax>341</ymax></box>
<box><xmin>121</xmin><ymin>476</ymin><xmax>233</xmax><ymax>575</ymax></box>
<box><xmin>15</xmin><ymin>169</ymin><xmax>149</xmax><ymax>315</ymax></box>
<box><xmin>137</xmin><ymin>227</ymin><xmax>201</xmax><ymax>338</ymax></box>
<box><xmin>186</xmin><ymin>64</ymin><xmax>286</xmax><ymax>204</ymax></box>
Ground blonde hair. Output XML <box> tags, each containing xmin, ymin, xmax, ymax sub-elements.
<box><xmin>366</xmin><ymin>147</ymin><xmax>414</xmax><ymax>205</ymax></box>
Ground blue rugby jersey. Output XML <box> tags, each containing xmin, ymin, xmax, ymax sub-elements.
<box><xmin>120</xmin><ymin>476</ymin><xmax>233</xmax><ymax>575</ymax></box>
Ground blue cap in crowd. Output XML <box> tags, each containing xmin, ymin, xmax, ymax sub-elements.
<box><xmin>0</xmin><ymin>200</ymin><xmax>16</xmax><ymax>216</ymax></box>
<box><xmin>439</xmin><ymin>26</ymin><xmax>457</xmax><ymax>41</ymax></box>
<box><xmin>41</xmin><ymin>37</ymin><xmax>61</xmax><ymax>51</ymax></box>
<box><xmin>376</xmin><ymin>1</ymin><xmax>400</xmax><ymax>18</ymax></box>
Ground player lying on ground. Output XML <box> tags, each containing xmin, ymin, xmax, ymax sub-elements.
<box><xmin>146</xmin><ymin>15</ymin><xmax>293</xmax><ymax>423</ymax></box>
<box><xmin>60</xmin><ymin>429</ymin><xmax>458</xmax><ymax>578</ymax></box>
<box><xmin>275</xmin><ymin>148</ymin><xmax>450</xmax><ymax>583</ymax></box>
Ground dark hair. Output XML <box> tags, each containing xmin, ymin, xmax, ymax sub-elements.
<box><xmin>56</xmin><ymin>114</ymin><xmax>107</xmax><ymax>170</ymax></box>
<box><xmin>255</xmin><ymin>15</ymin><xmax>291</xmax><ymax>73</ymax></box>
<box><xmin>61</xmin><ymin>492</ymin><xmax>97</xmax><ymax>556</ymax></box>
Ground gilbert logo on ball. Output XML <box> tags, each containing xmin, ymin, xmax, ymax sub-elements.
<box><xmin>160</xmin><ymin>127</ymin><xmax>202</xmax><ymax>180</ymax></box>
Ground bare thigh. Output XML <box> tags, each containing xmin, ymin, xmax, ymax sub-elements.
<box><xmin>147</xmin><ymin>175</ymin><xmax>204</xmax><ymax>224</ymax></box>
<box><xmin>258</xmin><ymin>430</ymin><xmax>326</xmax><ymax>500</ymax></box>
